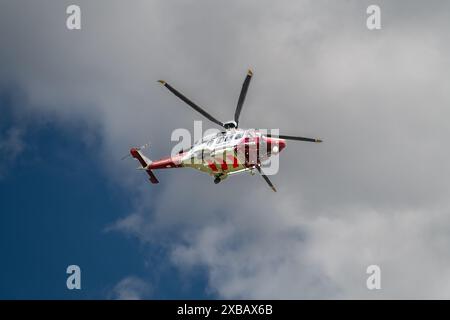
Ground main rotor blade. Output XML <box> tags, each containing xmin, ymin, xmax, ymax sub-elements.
<box><xmin>158</xmin><ymin>80</ymin><xmax>225</xmax><ymax>128</ymax></box>
<box><xmin>234</xmin><ymin>69</ymin><xmax>253</xmax><ymax>127</ymax></box>
<box><xmin>256</xmin><ymin>165</ymin><xmax>277</xmax><ymax>192</ymax></box>
<box><xmin>267</xmin><ymin>134</ymin><xmax>323</xmax><ymax>143</ymax></box>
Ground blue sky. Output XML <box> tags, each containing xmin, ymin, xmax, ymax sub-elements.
<box><xmin>0</xmin><ymin>92</ymin><xmax>209</xmax><ymax>299</ymax></box>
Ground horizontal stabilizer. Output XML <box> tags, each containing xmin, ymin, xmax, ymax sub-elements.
<box><xmin>130</xmin><ymin>146</ymin><xmax>159</xmax><ymax>184</ymax></box>
<box><xmin>147</xmin><ymin>170</ymin><xmax>159</xmax><ymax>184</ymax></box>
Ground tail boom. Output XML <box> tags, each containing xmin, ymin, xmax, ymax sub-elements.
<box><xmin>130</xmin><ymin>148</ymin><xmax>184</xmax><ymax>184</ymax></box>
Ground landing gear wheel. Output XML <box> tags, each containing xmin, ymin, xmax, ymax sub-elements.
<box><xmin>214</xmin><ymin>177</ymin><xmax>221</xmax><ymax>184</ymax></box>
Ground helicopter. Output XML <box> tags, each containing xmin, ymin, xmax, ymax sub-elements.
<box><xmin>128</xmin><ymin>69</ymin><xmax>322</xmax><ymax>192</ymax></box>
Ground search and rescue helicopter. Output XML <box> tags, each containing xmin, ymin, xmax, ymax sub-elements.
<box><xmin>127</xmin><ymin>69</ymin><xmax>322</xmax><ymax>192</ymax></box>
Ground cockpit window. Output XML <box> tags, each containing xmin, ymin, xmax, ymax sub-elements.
<box><xmin>234</xmin><ymin>133</ymin><xmax>243</xmax><ymax>140</ymax></box>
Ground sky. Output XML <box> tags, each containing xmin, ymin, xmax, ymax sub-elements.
<box><xmin>1</xmin><ymin>0</ymin><xmax>450</xmax><ymax>299</ymax></box>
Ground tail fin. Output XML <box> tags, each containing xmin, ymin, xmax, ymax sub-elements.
<box><xmin>130</xmin><ymin>147</ymin><xmax>159</xmax><ymax>184</ymax></box>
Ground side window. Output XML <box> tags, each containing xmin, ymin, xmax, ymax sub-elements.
<box><xmin>194</xmin><ymin>150</ymin><xmax>203</xmax><ymax>160</ymax></box>
<box><xmin>234</xmin><ymin>133</ymin><xmax>243</xmax><ymax>140</ymax></box>
<box><xmin>216</xmin><ymin>136</ymin><xmax>224</xmax><ymax>144</ymax></box>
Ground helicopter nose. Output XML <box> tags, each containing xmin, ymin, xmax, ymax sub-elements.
<box><xmin>264</xmin><ymin>137</ymin><xmax>286</xmax><ymax>154</ymax></box>
<box><xmin>278</xmin><ymin>139</ymin><xmax>286</xmax><ymax>152</ymax></box>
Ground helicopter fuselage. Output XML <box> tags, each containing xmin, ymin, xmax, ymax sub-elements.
<box><xmin>145</xmin><ymin>129</ymin><xmax>286</xmax><ymax>181</ymax></box>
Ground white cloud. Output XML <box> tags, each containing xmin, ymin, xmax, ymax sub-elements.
<box><xmin>111</xmin><ymin>276</ymin><xmax>151</xmax><ymax>300</ymax></box>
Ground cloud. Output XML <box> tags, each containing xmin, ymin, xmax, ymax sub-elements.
<box><xmin>0</xmin><ymin>127</ymin><xmax>25</xmax><ymax>172</ymax></box>
<box><xmin>2</xmin><ymin>0</ymin><xmax>450</xmax><ymax>298</ymax></box>
<box><xmin>0</xmin><ymin>93</ymin><xmax>28</xmax><ymax>177</ymax></box>
<box><xmin>111</xmin><ymin>276</ymin><xmax>151</xmax><ymax>300</ymax></box>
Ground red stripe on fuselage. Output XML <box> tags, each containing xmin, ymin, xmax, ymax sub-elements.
<box><xmin>220</xmin><ymin>160</ymin><xmax>228</xmax><ymax>171</ymax></box>
<box><xmin>226</xmin><ymin>154</ymin><xmax>239</xmax><ymax>168</ymax></box>
<box><xmin>207</xmin><ymin>161</ymin><xmax>218</xmax><ymax>172</ymax></box>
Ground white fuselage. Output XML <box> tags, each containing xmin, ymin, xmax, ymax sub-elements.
<box><xmin>179</xmin><ymin>129</ymin><xmax>277</xmax><ymax>179</ymax></box>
